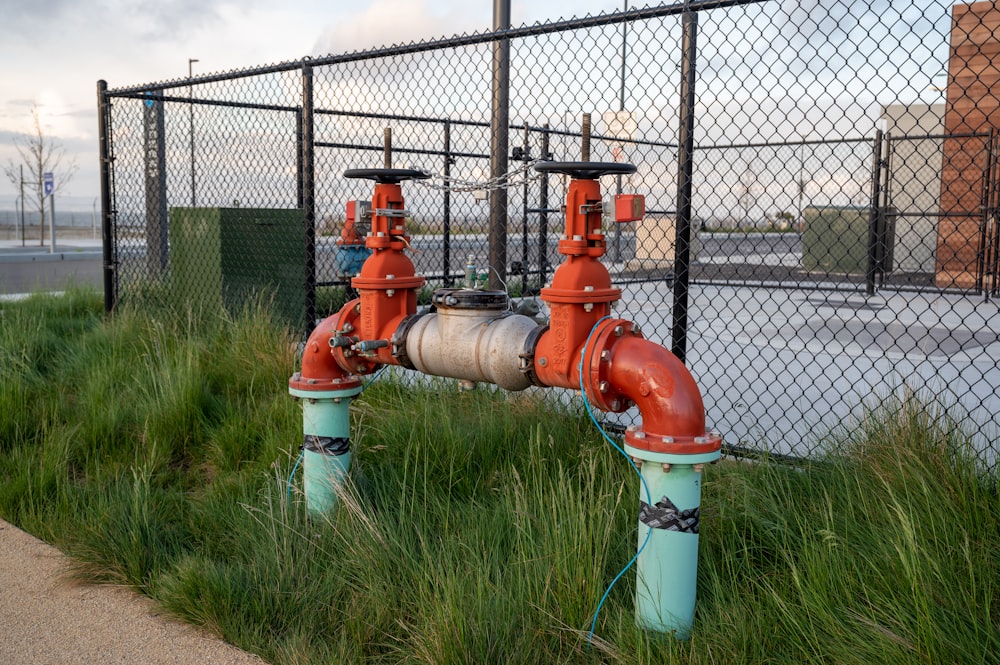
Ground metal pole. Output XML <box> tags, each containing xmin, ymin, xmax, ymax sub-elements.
<box><xmin>189</xmin><ymin>58</ymin><xmax>198</xmax><ymax>207</ymax></box>
<box><xmin>489</xmin><ymin>0</ymin><xmax>511</xmax><ymax>290</ymax></box>
<box><xmin>49</xmin><ymin>192</ymin><xmax>55</xmax><ymax>254</ymax></box>
<box><xmin>671</xmin><ymin>10</ymin><xmax>698</xmax><ymax>363</ymax></box>
<box><xmin>97</xmin><ymin>80</ymin><xmax>116</xmax><ymax>313</ymax></box>
<box><xmin>19</xmin><ymin>164</ymin><xmax>25</xmax><ymax>247</ymax></box>
<box><xmin>990</xmin><ymin>131</ymin><xmax>1000</xmax><ymax>297</ymax></box>
<box><xmin>522</xmin><ymin>122</ymin><xmax>529</xmax><ymax>289</ymax></box>
<box><xmin>865</xmin><ymin>129</ymin><xmax>884</xmax><ymax>297</ymax></box>
<box><xmin>879</xmin><ymin>134</ymin><xmax>893</xmax><ymax>290</ymax></box>
<box><xmin>143</xmin><ymin>95</ymin><xmax>168</xmax><ymax>277</ymax></box>
<box><xmin>302</xmin><ymin>64</ymin><xmax>317</xmax><ymax>332</ymax></box>
<box><xmin>614</xmin><ymin>0</ymin><xmax>629</xmax><ymax>264</ymax></box>
<box><xmin>797</xmin><ymin>139</ymin><xmax>806</xmax><ymax>231</ymax></box>
<box><xmin>539</xmin><ymin>125</ymin><xmax>550</xmax><ymax>282</ymax></box>
<box><xmin>443</xmin><ymin>121</ymin><xmax>453</xmax><ymax>286</ymax></box>
<box><xmin>295</xmin><ymin>108</ymin><xmax>304</xmax><ymax>209</ymax></box>
<box><xmin>976</xmin><ymin>129</ymin><xmax>994</xmax><ymax>296</ymax></box>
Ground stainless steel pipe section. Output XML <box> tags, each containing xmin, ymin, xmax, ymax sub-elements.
<box><xmin>403</xmin><ymin>291</ymin><xmax>539</xmax><ymax>391</ymax></box>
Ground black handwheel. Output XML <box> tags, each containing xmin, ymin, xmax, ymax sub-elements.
<box><xmin>343</xmin><ymin>168</ymin><xmax>430</xmax><ymax>184</ymax></box>
<box><xmin>533</xmin><ymin>161</ymin><xmax>636</xmax><ymax>179</ymax></box>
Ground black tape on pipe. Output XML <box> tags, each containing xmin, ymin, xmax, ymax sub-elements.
<box><xmin>303</xmin><ymin>435</ymin><xmax>350</xmax><ymax>457</ymax></box>
<box><xmin>639</xmin><ymin>495</ymin><xmax>700</xmax><ymax>534</ymax></box>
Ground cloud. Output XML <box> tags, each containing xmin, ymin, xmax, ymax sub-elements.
<box><xmin>5</xmin><ymin>0</ymin><xmax>243</xmax><ymax>42</ymax></box>
<box><xmin>311</xmin><ymin>0</ymin><xmax>483</xmax><ymax>56</ymax></box>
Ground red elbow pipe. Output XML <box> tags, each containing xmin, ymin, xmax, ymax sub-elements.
<box><xmin>576</xmin><ymin>318</ymin><xmax>720</xmax><ymax>456</ymax></box>
<box><xmin>289</xmin><ymin>313</ymin><xmax>362</xmax><ymax>393</ymax></box>
<box><xmin>605</xmin><ymin>335</ymin><xmax>712</xmax><ymax>452</ymax></box>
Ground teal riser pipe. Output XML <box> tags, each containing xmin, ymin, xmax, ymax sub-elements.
<box><xmin>630</xmin><ymin>448</ymin><xmax>719</xmax><ymax>639</ymax></box>
<box><xmin>303</xmin><ymin>448</ymin><xmax>351</xmax><ymax>516</ymax></box>
<box><xmin>290</xmin><ymin>386</ymin><xmax>361</xmax><ymax>516</ymax></box>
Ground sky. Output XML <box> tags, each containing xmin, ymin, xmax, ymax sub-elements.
<box><xmin>0</xmin><ymin>0</ymin><xmax>630</xmax><ymax>210</ymax></box>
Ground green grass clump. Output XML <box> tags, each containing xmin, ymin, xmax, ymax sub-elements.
<box><xmin>0</xmin><ymin>288</ymin><xmax>997</xmax><ymax>664</ymax></box>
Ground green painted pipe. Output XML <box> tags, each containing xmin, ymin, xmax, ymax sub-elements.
<box><xmin>290</xmin><ymin>385</ymin><xmax>362</xmax><ymax>516</ymax></box>
<box><xmin>626</xmin><ymin>444</ymin><xmax>721</xmax><ymax>639</ymax></box>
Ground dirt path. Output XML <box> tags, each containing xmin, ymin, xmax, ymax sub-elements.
<box><xmin>0</xmin><ymin>519</ymin><xmax>266</xmax><ymax>665</ymax></box>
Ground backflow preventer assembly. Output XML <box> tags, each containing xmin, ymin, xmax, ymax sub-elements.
<box><xmin>288</xmin><ymin>128</ymin><xmax>722</xmax><ymax>639</ymax></box>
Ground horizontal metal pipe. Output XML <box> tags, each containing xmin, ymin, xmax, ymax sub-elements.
<box><xmin>404</xmin><ymin>308</ymin><xmax>539</xmax><ymax>391</ymax></box>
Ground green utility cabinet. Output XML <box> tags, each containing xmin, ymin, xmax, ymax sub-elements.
<box><xmin>801</xmin><ymin>206</ymin><xmax>895</xmax><ymax>274</ymax></box>
<box><xmin>169</xmin><ymin>207</ymin><xmax>306</xmax><ymax>326</ymax></box>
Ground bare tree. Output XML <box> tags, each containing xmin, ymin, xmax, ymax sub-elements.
<box><xmin>4</xmin><ymin>106</ymin><xmax>77</xmax><ymax>246</ymax></box>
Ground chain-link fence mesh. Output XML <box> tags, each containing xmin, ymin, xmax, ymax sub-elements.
<box><xmin>100</xmin><ymin>0</ymin><xmax>1000</xmax><ymax>467</ymax></box>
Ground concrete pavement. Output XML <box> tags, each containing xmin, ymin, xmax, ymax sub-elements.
<box><xmin>0</xmin><ymin>237</ymin><xmax>103</xmax><ymax>297</ymax></box>
<box><xmin>0</xmin><ymin>518</ymin><xmax>265</xmax><ymax>665</ymax></box>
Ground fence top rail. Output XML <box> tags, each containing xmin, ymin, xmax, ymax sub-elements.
<box><xmin>102</xmin><ymin>0</ymin><xmax>767</xmax><ymax>96</ymax></box>
<box><xmin>108</xmin><ymin>91</ymin><xmax>678</xmax><ymax>150</ymax></box>
<box><xmin>702</xmin><ymin>132</ymin><xmax>995</xmax><ymax>152</ymax></box>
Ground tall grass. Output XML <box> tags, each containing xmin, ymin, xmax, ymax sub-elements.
<box><xmin>0</xmin><ymin>288</ymin><xmax>996</xmax><ymax>664</ymax></box>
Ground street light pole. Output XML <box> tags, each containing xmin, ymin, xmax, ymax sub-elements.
<box><xmin>189</xmin><ymin>58</ymin><xmax>199</xmax><ymax>207</ymax></box>
<box><xmin>19</xmin><ymin>164</ymin><xmax>25</xmax><ymax>246</ymax></box>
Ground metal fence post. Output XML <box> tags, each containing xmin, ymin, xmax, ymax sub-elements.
<box><xmin>489</xmin><ymin>0</ymin><xmax>511</xmax><ymax>289</ymax></box>
<box><xmin>976</xmin><ymin>129</ymin><xmax>995</xmax><ymax>296</ymax></box>
<box><xmin>539</xmin><ymin>125</ymin><xmax>550</xmax><ymax>282</ymax></box>
<box><xmin>443</xmin><ymin>120</ymin><xmax>453</xmax><ymax>286</ymax></box>
<box><xmin>671</xmin><ymin>9</ymin><xmax>698</xmax><ymax>363</ymax></box>
<box><xmin>143</xmin><ymin>92</ymin><xmax>168</xmax><ymax>278</ymax></box>
<box><xmin>521</xmin><ymin>123</ymin><xmax>530</xmax><ymax>288</ymax></box>
<box><xmin>989</xmin><ymin>130</ymin><xmax>1000</xmax><ymax>297</ymax></box>
<box><xmin>97</xmin><ymin>80</ymin><xmax>116</xmax><ymax>314</ymax></box>
<box><xmin>866</xmin><ymin>129</ymin><xmax>884</xmax><ymax>297</ymax></box>
<box><xmin>296</xmin><ymin>108</ymin><xmax>305</xmax><ymax>210</ymax></box>
<box><xmin>302</xmin><ymin>64</ymin><xmax>317</xmax><ymax>332</ymax></box>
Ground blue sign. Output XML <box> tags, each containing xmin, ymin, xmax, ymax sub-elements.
<box><xmin>43</xmin><ymin>172</ymin><xmax>54</xmax><ymax>196</ymax></box>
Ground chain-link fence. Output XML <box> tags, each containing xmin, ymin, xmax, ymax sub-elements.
<box><xmin>99</xmin><ymin>0</ymin><xmax>1000</xmax><ymax>467</ymax></box>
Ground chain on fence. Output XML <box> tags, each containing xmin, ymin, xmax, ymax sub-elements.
<box><xmin>100</xmin><ymin>0</ymin><xmax>1000</xmax><ymax>468</ymax></box>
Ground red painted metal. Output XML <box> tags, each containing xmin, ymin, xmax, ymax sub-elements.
<box><xmin>308</xmin><ymin>180</ymin><xmax>423</xmax><ymax>372</ymax></box>
<box><xmin>533</xmin><ymin>172</ymin><xmax>719</xmax><ymax>457</ymax></box>
<box><xmin>337</xmin><ymin>200</ymin><xmax>367</xmax><ymax>245</ymax></box>
<box><xmin>289</xmin><ymin>314</ymin><xmax>363</xmax><ymax>392</ymax></box>
<box><xmin>614</xmin><ymin>194</ymin><xmax>645</xmax><ymax>222</ymax></box>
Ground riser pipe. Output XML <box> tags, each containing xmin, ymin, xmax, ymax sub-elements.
<box><xmin>629</xmin><ymin>447</ymin><xmax>720</xmax><ymax>638</ymax></box>
<box><xmin>290</xmin><ymin>386</ymin><xmax>363</xmax><ymax>516</ymax></box>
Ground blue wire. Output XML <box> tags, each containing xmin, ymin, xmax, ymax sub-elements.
<box><xmin>363</xmin><ymin>364</ymin><xmax>389</xmax><ymax>387</ymax></box>
<box><xmin>287</xmin><ymin>449</ymin><xmax>304</xmax><ymax>504</ymax></box>
<box><xmin>579</xmin><ymin>317</ymin><xmax>653</xmax><ymax>647</ymax></box>
<box><xmin>289</xmin><ymin>366</ymin><xmax>386</xmax><ymax>503</ymax></box>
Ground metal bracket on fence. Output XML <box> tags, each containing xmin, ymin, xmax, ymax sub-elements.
<box><xmin>373</xmin><ymin>209</ymin><xmax>409</xmax><ymax>218</ymax></box>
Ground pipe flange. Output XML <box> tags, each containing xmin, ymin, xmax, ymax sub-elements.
<box><xmin>519</xmin><ymin>324</ymin><xmax>549</xmax><ymax>386</ymax></box>
<box><xmin>625</xmin><ymin>429</ymin><xmax>723</xmax><ymax>456</ymax></box>
<box><xmin>352</xmin><ymin>274</ymin><xmax>425</xmax><ymax>291</ymax></box>
<box><xmin>583</xmin><ymin>318</ymin><xmax>638</xmax><ymax>411</ymax></box>
<box><xmin>540</xmin><ymin>285</ymin><xmax>621</xmax><ymax>304</ymax></box>
<box><xmin>329</xmin><ymin>300</ymin><xmax>362</xmax><ymax>371</ymax></box>
<box><xmin>390</xmin><ymin>312</ymin><xmax>428</xmax><ymax>369</ymax></box>
<box><xmin>432</xmin><ymin>288</ymin><xmax>509</xmax><ymax>311</ymax></box>
<box><xmin>288</xmin><ymin>372</ymin><xmax>363</xmax><ymax>393</ymax></box>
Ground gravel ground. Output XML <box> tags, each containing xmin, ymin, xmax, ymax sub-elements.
<box><xmin>0</xmin><ymin>518</ymin><xmax>266</xmax><ymax>665</ymax></box>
